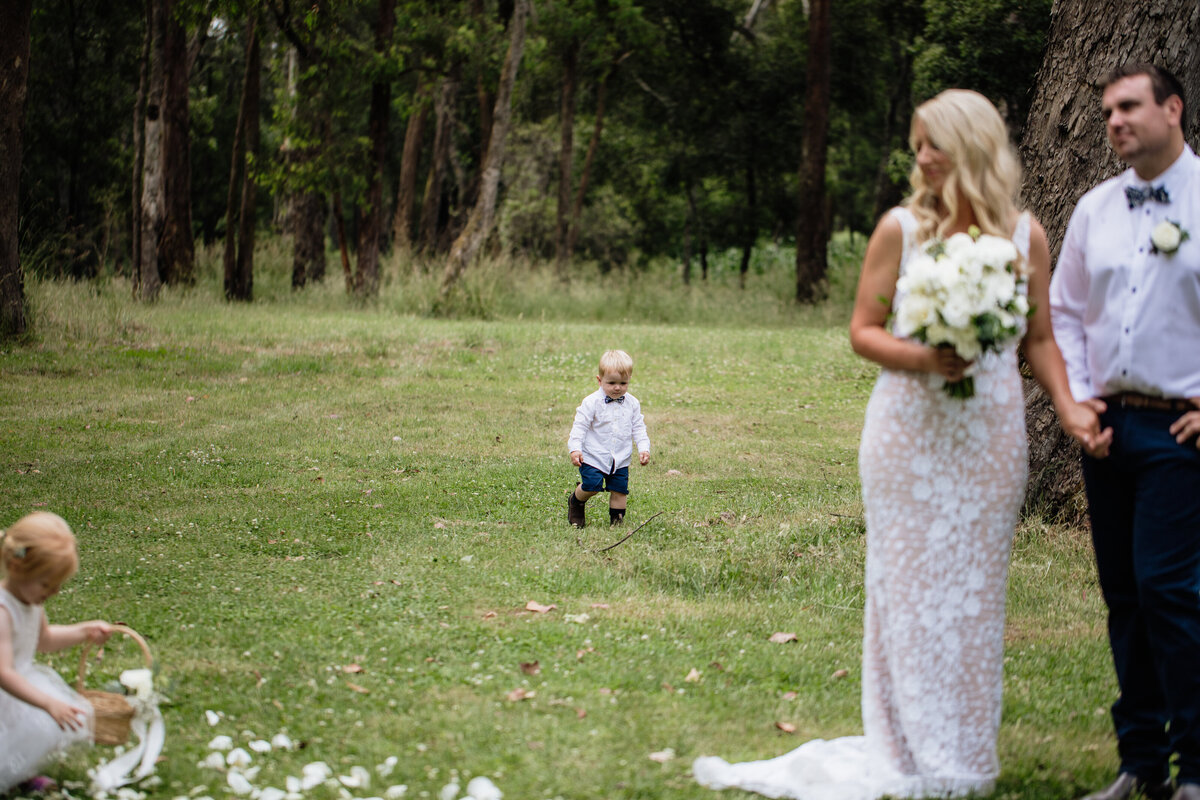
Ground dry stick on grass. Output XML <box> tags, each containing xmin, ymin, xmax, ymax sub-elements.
<box><xmin>595</xmin><ymin>511</ymin><xmax>663</xmax><ymax>553</ymax></box>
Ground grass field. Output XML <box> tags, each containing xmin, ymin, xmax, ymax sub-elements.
<box><xmin>1</xmin><ymin>256</ymin><xmax>1120</xmax><ymax>800</ymax></box>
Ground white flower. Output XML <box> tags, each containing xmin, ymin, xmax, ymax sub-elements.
<box><xmin>270</xmin><ymin>733</ymin><xmax>294</xmax><ymax>750</ymax></box>
<box><xmin>205</xmin><ymin>710</ymin><xmax>221</xmax><ymax>726</ymax></box>
<box><xmin>208</xmin><ymin>735</ymin><xmax>234</xmax><ymax>751</ymax></box>
<box><xmin>226</xmin><ymin>748</ymin><xmax>253</xmax><ymax>768</ymax></box>
<box><xmin>1151</xmin><ymin>219</ymin><xmax>1188</xmax><ymax>254</ymax></box>
<box><xmin>119</xmin><ymin>668</ymin><xmax>155</xmax><ymax>699</ymax></box>
<box><xmin>200</xmin><ymin>752</ymin><xmax>226</xmax><ymax>770</ymax></box>
<box><xmin>226</xmin><ymin>771</ymin><xmax>253</xmax><ymax>796</ymax></box>
<box><xmin>248</xmin><ymin>739</ymin><xmax>273</xmax><ymax>753</ymax></box>
<box><xmin>338</xmin><ymin>766</ymin><xmax>371</xmax><ymax>788</ymax></box>
<box><xmin>466</xmin><ymin>777</ymin><xmax>502</xmax><ymax>800</ymax></box>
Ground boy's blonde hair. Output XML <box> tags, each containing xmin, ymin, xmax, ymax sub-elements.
<box><xmin>598</xmin><ymin>350</ymin><xmax>634</xmax><ymax>379</ymax></box>
<box><xmin>1</xmin><ymin>511</ymin><xmax>80</xmax><ymax>584</ymax></box>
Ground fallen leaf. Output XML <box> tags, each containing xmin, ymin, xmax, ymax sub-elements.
<box><xmin>775</xmin><ymin>721</ymin><xmax>797</xmax><ymax>734</ymax></box>
<box><xmin>520</xmin><ymin>661</ymin><xmax>541</xmax><ymax>675</ymax></box>
<box><xmin>709</xmin><ymin>661</ymin><xmax>725</xmax><ymax>672</ymax></box>
<box><xmin>576</xmin><ymin>708</ymin><xmax>587</xmax><ymax>719</ymax></box>
<box><xmin>482</xmin><ymin>611</ymin><xmax>498</xmax><ymax>620</ymax></box>
<box><xmin>525</xmin><ymin>601</ymin><xmax>557</xmax><ymax>613</ymax></box>
<box><xmin>576</xmin><ymin>646</ymin><xmax>595</xmax><ymax>659</ymax></box>
<box><xmin>768</xmin><ymin>632</ymin><xmax>798</xmax><ymax>644</ymax></box>
<box><xmin>506</xmin><ymin>687</ymin><xmax>535</xmax><ymax>702</ymax></box>
<box><xmin>832</xmin><ymin>668</ymin><xmax>849</xmax><ymax>679</ymax></box>
<box><xmin>598</xmin><ymin>687</ymin><xmax>613</xmax><ymax>695</ymax></box>
<box><xmin>782</xmin><ymin>691</ymin><xmax>798</xmax><ymax>701</ymax></box>
<box><xmin>434</xmin><ymin>522</ymin><xmax>446</xmax><ymax>529</ymax></box>
<box><xmin>346</xmin><ymin>682</ymin><xmax>370</xmax><ymax>694</ymax></box>
<box><xmin>343</xmin><ymin>663</ymin><xmax>364</xmax><ymax>673</ymax></box>
<box><xmin>666</xmin><ymin>469</ymin><xmax>682</xmax><ymax>476</ymax></box>
<box><xmin>648</xmin><ymin>749</ymin><xmax>676</xmax><ymax>763</ymax></box>
<box><xmin>685</xmin><ymin>668</ymin><xmax>701</xmax><ymax>683</ymax></box>
<box><xmin>589</xmin><ymin>603</ymin><xmax>610</xmax><ymax>609</ymax></box>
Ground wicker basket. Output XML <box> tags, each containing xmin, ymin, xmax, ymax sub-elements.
<box><xmin>75</xmin><ymin>625</ymin><xmax>153</xmax><ymax>746</ymax></box>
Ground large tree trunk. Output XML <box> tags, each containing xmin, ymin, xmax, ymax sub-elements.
<box><xmin>419</xmin><ymin>69</ymin><xmax>460</xmax><ymax>254</ymax></box>
<box><xmin>159</xmin><ymin>0</ymin><xmax>194</xmax><ymax>286</ymax></box>
<box><xmin>223</xmin><ymin>18</ymin><xmax>259</xmax><ymax>302</ymax></box>
<box><xmin>555</xmin><ymin>42</ymin><xmax>579</xmax><ymax>281</ymax></box>
<box><xmin>288</xmin><ymin>44</ymin><xmax>327</xmax><ymax>288</ymax></box>
<box><xmin>794</xmin><ymin>0</ymin><xmax>831</xmax><ymax>303</ymax></box>
<box><xmin>439</xmin><ymin>0</ymin><xmax>529</xmax><ymax>300</ymax></box>
<box><xmin>353</xmin><ymin>0</ymin><xmax>395</xmax><ymax>298</ymax></box>
<box><xmin>130</xmin><ymin>0</ymin><xmax>151</xmax><ymax>287</ymax></box>
<box><xmin>0</xmin><ymin>0</ymin><xmax>31</xmax><ymax>338</ymax></box>
<box><xmin>392</xmin><ymin>80</ymin><xmax>430</xmax><ymax>257</ymax></box>
<box><xmin>1018</xmin><ymin>0</ymin><xmax>1200</xmax><ymax>521</ymax></box>
<box><xmin>138</xmin><ymin>0</ymin><xmax>167</xmax><ymax>301</ymax></box>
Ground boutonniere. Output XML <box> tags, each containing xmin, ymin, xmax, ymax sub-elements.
<box><xmin>1150</xmin><ymin>219</ymin><xmax>1190</xmax><ymax>255</ymax></box>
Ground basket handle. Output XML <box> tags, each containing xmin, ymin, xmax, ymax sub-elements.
<box><xmin>76</xmin><ymin>624</ymin><xmax>154</xmax><ymax>693</ymax></box>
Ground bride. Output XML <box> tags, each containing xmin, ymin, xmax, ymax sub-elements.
<box><xmin>693</xmin><ymin>89</ymin><xmax>1101</xmax><ymax>799</ymax></box>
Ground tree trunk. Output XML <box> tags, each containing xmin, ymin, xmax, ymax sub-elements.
<box><xmin>470</xmin><ymin>0</ymin><xmax>494</xmax><ymax>169</ymax></box>
<box><xmin>130</xmin><ymin>0</ymin><xmax>151</xmax><ymax>287</ymax></box>
<box><xmin>392</xmin><ymin>80</ymin><xmax>430</xmax><ymax>257</ymax></box>
<box><xmin>439</xmin><ymin>0</ymin><xmax>529</xmax><ymax>300</ymax></box>
<box><xmin>419</xmin><ymin>69</ymin><xmax>460</xmax><ymax>254</ymax></box>
<box><xmin>288</xmin><ymin>44</ymin><xmax>327</xmax><ymax>288</ymax></box>
<box><xmin>567</xmin><ymin>62</ymin><xmax>618</xmax><ymax>262</ymax></box>
<box><xmin>138</xmin><ymin>0</ymin><xmax>167</xmax><ymax>301</ymax></box>
<box><xmin>794</xmin><ymin>0</ymin><xmax>831</xmax><ymax>303</ymax></box>
<box><xmin>0</xmin><ymin>0</ymin><xmax>31</xmax><ymax>338</ymax></box>
<box><xmin>224</xmin><ymin>18</ymin><xmax>259</xmax><ymax>302</ymax></box>
<box><xmin>738</xmin><ymin>160</ymin><xmax>756</xmax><ymax>290</ymax></box>
<box><xmin>353</xmin><ymin>0</ymin><xmax>395</xmax><ymax>298</ymax></box>
<box><xmin>1018</xmin><ymin>0</ymin><xmax>1200</xmax><ymax>521</ymax></box>
<box><xmin>555</xmin><ymin>42</ymin><xmax>579</xmax><ymax>281</ymax></box>
<box><xmin>159</xmin><ymin>0</ymin><xmax>194</xmax><ymax>286</ymax></box>
<box><xmin>332</xmin><ymin>190</ymin><xmax>353</xmax><ymax>293</ymax></box>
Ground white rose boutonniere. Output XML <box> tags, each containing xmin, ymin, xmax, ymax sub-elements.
<box><xmin>1150</xmin><ymin>219</ymin><xmax>1189</xmax><ymax>255</ymax></box>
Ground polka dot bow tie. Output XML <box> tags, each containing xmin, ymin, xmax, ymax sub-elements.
<box><xmin>604</xmin><ymin>396</ymin><xmax>625</xmax><ymax>404</ymax></box>
<box><xmin>1125</xmin><ymin>184</ymin><xmax>1170</xmax><ymax>208</ymax></box>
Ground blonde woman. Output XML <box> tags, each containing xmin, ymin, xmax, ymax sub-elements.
<box><xmin>695</xmin><ymin>90</ymin><xmax>1099</xmax><ymax>799</ymax></box>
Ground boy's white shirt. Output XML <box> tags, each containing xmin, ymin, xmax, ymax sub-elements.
<box><xmin>568</xmin><ymin>388</ymin><xmax>650</xmax><ymax>473</ymax></box>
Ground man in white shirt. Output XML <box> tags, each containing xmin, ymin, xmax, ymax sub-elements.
<box><xmin>1051</xmin><ymin>63</ymin><xmax>1200</xmax><ymax>800</ymax></box>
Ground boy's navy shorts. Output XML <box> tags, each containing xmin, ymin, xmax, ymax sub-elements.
<box><xmin>579</xmin><ymin>463</ymin><xmax>629</xmax><ymax>495</ymax></box>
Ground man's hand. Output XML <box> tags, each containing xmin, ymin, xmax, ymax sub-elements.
<box><xmin>1077</xmin><ymin>397</ymin><xmax>1114</xmax><ymax>458</ymax></box>
<box><xmin>1169</xmin><ymin>399</ymin><xmax>1200</xmax><ymax>448</ymax></box>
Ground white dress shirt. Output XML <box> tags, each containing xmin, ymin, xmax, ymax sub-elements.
<box><xmin>568</xmin><ymin>389</ymin><xmax>650</xmax><ymax>473</ymax></box>
<box><xmin>1050</xmin><ymin>145</ymin><xmax>1200</xmax><ymax>401</ymax></box>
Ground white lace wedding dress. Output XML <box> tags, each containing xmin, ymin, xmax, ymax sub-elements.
<box><xmin>694</xmin><ymin>207</ymin><xmax>1031</xmax><ymax>800</ymax></box>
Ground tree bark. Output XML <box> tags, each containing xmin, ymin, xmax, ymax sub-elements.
<box><xmin>439</xmin><ymin>0</ymin><xmax>529</xmax><ymax>300</ymax></box>
<box><xmin>555</xmin><ymin>42</ymin><xmax>579</xmax><ymax>281</ymax></box>
<box><xmin>419</xmin><ymin>69</ymin><xmax>460</xmax><ymax>254</ymax></box>
<box><xmin>567</xmin><ymin>61</ymin><xmax>619</xmax><ymax>262</ymax></box>
<box><xmin>224</xmin><ymin>17</ymin><xmax>259</xmax><ymax>302</ymax></box>
<box><xmin>353</xmin><ymin>0</ymin><xmax>395</xmax><ymax>298</ymax></box>
<box><xmin>138</xmin><ymin>0</ymin><xmax>167</xmax><ymax>301</ymax></box>
<box><xmin>0</xmin><ymin>0</ymin><xmax>31</xmax><ymax>338</ymax></box>
<box><xmin>288</xmin><ymin>43</ymin><xmax>328</xmax><ymax>288</ymax></box>
<box><xmin>392</xmin><ymin>80</ymin><xmax>431</xmax><ymax>257</ymax></box>
<box><xmin>159</xmin><ymin>0</ymin><xmax>195</xmax><ymax>286</ymax></box>
<box><xmin>794</xmin><ymin>0</ymin><xmax>831</xmax><ymax>303</ymax></box>
<box><xmin>1018</xmin><ymin>0</ymin><xmax>1200</xmax><ymax>521</ymax></box>
<box><xmin>470</xmin><ymin>0</ymin><xmax>494</xmax><ymax>168</ymax></box>
<box><xmin>130</xmin><ymin>0</ymin><xmax>151</xmax><ymax>288</ymax></box>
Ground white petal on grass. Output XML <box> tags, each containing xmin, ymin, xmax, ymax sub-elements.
<box><xmin>226</xmin><ymin>748</ymin><xmax>253</xmax><ymax>768</ymax></box>
<box><xmin>466</xmin><ymin>777</ymin><xmax>502</xmax><ymax>800</ymax></box>
<box><xmin>205</xmin><ymin>710</ymin><xmax>221</xmax><ymax>727</ymax></box>
<box><xmin>271</xmin><ymin>733</ymin><xmax>294</xmax><ymax>750</ymax></box>
<box><xmin>226</xmin><ymin>772</ymin><xmax>253</xmax><ymax>796</ymax></box>
<box><xmin>439</xmin><ymin>783</ymin><xmax>460</xmax><ymax>800</ymax></box>
<box><xmin>200</xmin><ymin>752</ymin><xmax>226</xmax><ymax>770</ymax></box>
<box><xmin>258</xmin><ymin>788</ymin><xmax>287</xmax><ymax>800</ymax></box>
<box><xmin>376</xmin><ymin>756</ymin><xmax>399</xmax><ymax>777</ymax></box>
<box><xmin>208</xmin><ymin>735</ymin><xmax>234</xmax><ymax>751</ymax></box>
<box><xmin>285</xmin><ymin>777</ymin><xmax>302</xmax><ymax>793</ymax></box>
<box><xmin>248</xmin><ymin>739</ymin><xmax>272</xmax><ymax>753</ymax></box>
<box><xmin>384</xmin><ymin>786</ymin><xmax>409</xmax><ymax>799</ymax></box>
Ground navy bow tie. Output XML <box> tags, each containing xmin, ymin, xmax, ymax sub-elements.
<box><xmin>604</xmin><ymin>396</ymin><xmax>625</xmax><ymax>404</ymax></box>
<box><xmin>1125</xmin><ymin>184</ymin><xmax>1170</xmax><ymax>208</ymax></box>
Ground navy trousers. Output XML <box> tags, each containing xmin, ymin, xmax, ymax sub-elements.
<box><xmin>1083</xmin><ymin>406</ymin><xmax>1200</xmax><ymax>783</ymax></box>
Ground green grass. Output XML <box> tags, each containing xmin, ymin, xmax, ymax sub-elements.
<box><xmin>1</xmin><ymin>255</ymin><xmax>1117</xmax><ymax>800</ymax></box>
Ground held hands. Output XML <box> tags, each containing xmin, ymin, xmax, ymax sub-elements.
<box><xmin>1069</xmin><ymin>398</ymin><xmax>1113</xmax><ymax>459</ymax></box>
<box><xmin>929</xmin><ymin>345</ymin><xmax>972</xmax><ymax>383</ymax></box>
<box><xmin>1169</xmin><ymin>399</ymin><xmax>1200</xmax><ymax>448</ymax></box>
<box><xmin>638</xmin><ymin>451</ymin><xmax>650</xmax><ymax>466</ymax></box>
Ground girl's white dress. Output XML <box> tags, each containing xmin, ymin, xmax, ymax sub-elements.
<box><xmin>0</xmin><ymin>586</ymin><xmax>94</xmax><ymax>792</ymax></box>
<box><xmin>694</xmin><ymin>208</ymin><xmax>1031</xmax><ymax>799</ymax></box>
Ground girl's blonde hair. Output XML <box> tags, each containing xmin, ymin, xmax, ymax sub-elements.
<box><xmin>1</xmin><ymin>512</ymin><xmax>80</xmax><ymax>585</ymax></box>
<box><xmin>905</xmin><ymin>89</ymin><xmax>1022</xmax><ymax>244</ymax></box>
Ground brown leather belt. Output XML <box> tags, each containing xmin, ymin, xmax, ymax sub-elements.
<box><xmin>1103</xmin><ymin>392</ymin><xmax>1196</xmax><ymax>413</ymax></box>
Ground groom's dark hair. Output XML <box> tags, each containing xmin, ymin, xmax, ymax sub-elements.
<box><xmin>1103</xmin><ymin>62</ymin><xmax>1187</xmax><ymax>125</ymax></box>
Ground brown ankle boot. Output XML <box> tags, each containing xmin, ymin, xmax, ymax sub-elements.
<box><xmin>609</xmin><ymin>508</ymin><xmax>625</xmax><ymax>526</ymax></box>
<box><xmin>568</xmin><ymin>490</ymin><xmax>587</xmax><ymax>527</ymax></box>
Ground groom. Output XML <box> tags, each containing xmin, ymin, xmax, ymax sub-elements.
<box><xmin>1050</xmin><ymin>63</ymin><xmax>1200</xmax><ymax>800</ymax></box>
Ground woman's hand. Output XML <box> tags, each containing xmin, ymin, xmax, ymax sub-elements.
<box><xmin>930</xmin><ymin>346</ymin><xmax>973</xmax><ymax>382</ymax></box>
<box><xmin>1061</xmin><ymin>399</ymin><xmax>1112</xmax><ymax>458</ymax></box>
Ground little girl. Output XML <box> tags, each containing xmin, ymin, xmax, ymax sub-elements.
<box><xmin>0</xmin><ymin>511</ymin><xmax>113</xmax><ymax>793</ymax></box>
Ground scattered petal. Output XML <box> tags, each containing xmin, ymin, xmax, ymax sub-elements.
<box><xmin>259</xmin><ymin>788</ymin><xmax>286</xmax><ymax>800</ymax></box>
<box><xmin>376</xmin><ymin>756</ymin><xmax>398</xmax><ymax>777</ymax></box>
<box><xmin>347</xmin><ymin>682</ymin><xmax>370</xmax><ymax>694</ymax></box>
<box><xmin>525</xmin><ymin>601</ymin><xmax>556</xmax><ymax>613</ymax></box>
<box><xmin>439</xmin><ymin>783</ymin><xmax>460</xmax><ymax>800</ymax></box>
<box><xmin>226</xmin><ymin>748</ymin><xmax>252</xmax><ymax>768</ymax></box>
<box><xmin>384</xmin><ymin>787</ymin><xmax>409</xmax><ymax>799</ymax></box>
<box><xmin>775</xmin><ymin>721</ymin><xmax>797</xmax><ymax>734</ymax></box>
<box><xmin>506</xmin><ymin>687</ymin><xmax>535</xmax><ymax>702</ymax></box>
<box><xmin>200</xmin><ymin>752</ymin><xmax>226</xmax><ymax>770</ymax></box>
<box><xmin>564</xmin><ymin>613</ymin><xmax>590</xmax><ymax>624</ymax></box>
<box><xmin>226</xmin><ymin>772</ymin><xmax>253</xmax><ymax>795</ymax></box>
<box><xmin>343</xmin><ymin>663</ymin><xmax>364</xmax><ymax>673</ymax></box>
<box><xmin>832</xmin><ymin>669</ymin><xmax>849</xmax><ymax>679</ymax></box>
<box><xmin>205</xmin><ymin>710</ymin><xmax>221</xmax><ymax>727</ymax></box>
<box><xmin>589</xmin><ymin>603</ymin><xmax>610</xmax><ymax>609</ymax></box>
<box><xmin>434</xmin><ymin>522</ymin><xmax>446</xmax><ymax>530</ymax></box>
<box><xmin>270</xmin><ymin>733</ymin><xmax>293</xmax><ymax>750</ymax></box>
<box><xmin>666</xmin><ymin>469</ymin><xmax>682</xmax><ymax>476</ymax></box>
<box><xmin>208</xmin><ymin>735</ymin><xmax>234</xmax><ymax>751</ymax></box>
<box><xmin>685</xmin><ymin>668</ymin><xmax>701</xmax><ymax>683</ymax></box>
<box><xmin>768</xmin><ymin>632</ymin><xmax>798</xmax><ymax>644</ymax></box>
<box><xmin>648</xmin><ymin>749</ymin><xmax>676</xmax><ymax>763</ymax></box>
<box><xmin>783</xmin><ymin>691</ymin><xmax>798</xmax><ymax>701</ymax></box>
<box><xmin>519</xmin><ymin>661</ymin><xmax>540</xmax><ymax>676</ymax></box>
<box><xmin>465</xmin><ymin>776</ymin><xmax>502</xmax><ymax>800</ymax></box>
<box><xmin>248</xmin><ymin>739</ymin><xmax>272</xmax><ymax>753</ymax></box>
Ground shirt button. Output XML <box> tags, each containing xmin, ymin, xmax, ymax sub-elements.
<box><xmin>1124</xmin><ymin>327</ymin><xmax>1130</xmax><ymax>334</ymax></box>
<box><xmin>1122</xmin><ymin>369</ymin><xmax>1128</xmax><ymax>375</ymax></box>
<box><xmin>1131</xmin><ymin>287</ymin><xmax>1137</xmax><ymax>293</ymax></box>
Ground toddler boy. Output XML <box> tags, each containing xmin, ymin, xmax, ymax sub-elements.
<box><xmin>567</xmin><ymin>350</ymin><xmax>651</xmax><ymax>527</ymax></box>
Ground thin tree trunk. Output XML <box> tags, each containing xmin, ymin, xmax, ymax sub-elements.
<box><xmin>223</xmin><ymin>18</ymin><xmax>258</xmax><ymax>301</ymax></box>
<box><xmin>555</xmin><ymin>42</ymin><xmax>579</xmax><ymax>281</ymax></box>
<box><xmin>794</xmin><ymin>0</ymin><xmax>831</xmax><ymax>303</ymax></box>
<box><xmin>138</xmin><ymin>0</ymin><xmax>167</xmax><ymax>301</ymax></box>
<box><xmin>353</xmin><ymin>0</ymin><xmax>395</xmax><ymax>297</ymax></box>
<box><xmin>392</xmin><ymin>80</ymin><xmax>431</xmax><ymax>257</ymax></box>
<box><xmin>159</xmin><ymin>0</ymin><xmax>194</xmax><ymax>286</ymax></box>
<box><xmin>233</xmin><ymin>23</ymin><xmax>261</xmax><ymax>302</ymax></box>
<box><xmin>439</xmin><ymin>0</ymin><xmax>529</xmax><ymax>299</ymax></box>
<box><xmin>130</xmin><ymin>0</ymin><xmax>151</xmax><ymax>287</ymax></box>
<box><xmin>470</xmin><ymin>0</ymin><xmax>494</xmax><ymax>168</ymax></box>
<box><xmin>419</xmin><ymin>69</ymin><xmax>460</xmax><ymax>254</ymax></box>
<box><xmin>739</xmin><ymin>160</ymin><xmax>756</xmax><ymax>290</ymax></box>
<box><xmin>1018</xmin><ymin>0</ymin><xmax>1200</xmax><ymax>521</ymax></box>
<box><xmin>333</xmin><ymin>190</ymin><xmax>353</xmax><ymax>293</ymax></box>
<box><xmin>0</xmin><ymin>0</ymin><xmax>31</xmax><ymax>338</ymax></box>
<box><xmin>289</xmin><ymin>44</ymin><xmax>327</xmax><ymax>288</ymax></box>
<box><xmin>567</xmin><ymin>62</ymin><xmax>617</xmax><ymax>261</ymax></box>
<box><xmin>682</xmin><ymin>180</ymin><xmax>695</xmax><ymax>285</ymax></box>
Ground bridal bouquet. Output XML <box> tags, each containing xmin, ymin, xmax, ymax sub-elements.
<box><xmin>893</xmin><ymin>226</ymin><xmax>1031</xmax><ymax>399</ymax></box>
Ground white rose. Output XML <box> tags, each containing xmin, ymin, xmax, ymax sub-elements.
<box><xmin>119</xmin><ymin>668</ymin><xmax>155</xmax><ymax>699</ymax></box>
<box><xmin>1151</xmin><ymin>220</ymin><xmax>1183</xmax><ymax>254</ymax></box>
